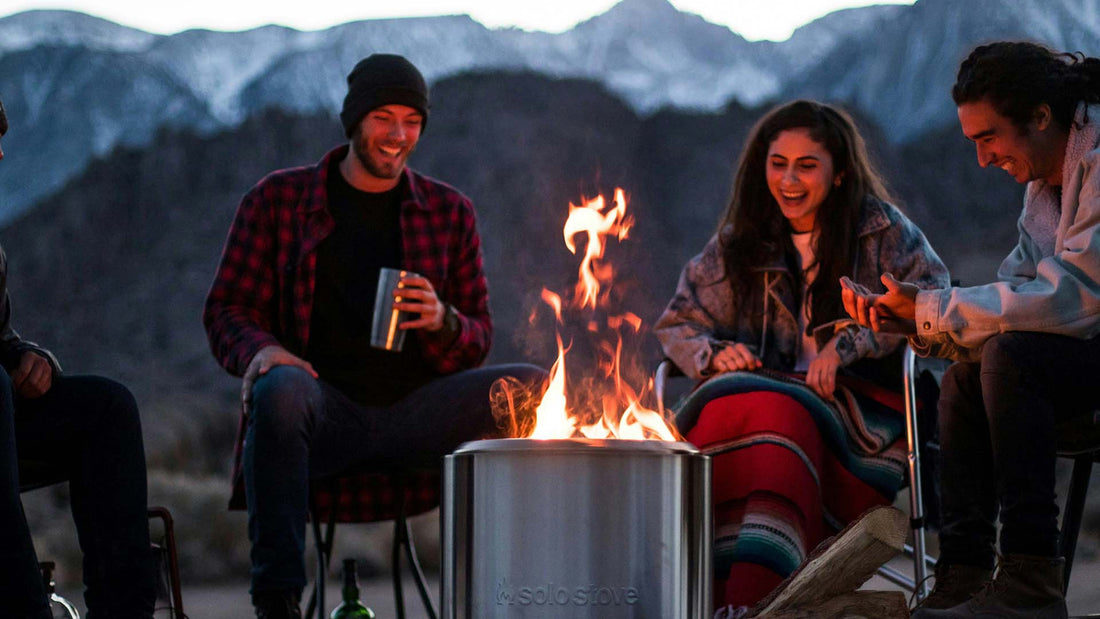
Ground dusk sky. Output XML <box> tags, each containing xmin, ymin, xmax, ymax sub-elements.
<box><xmin>0</xmin><ymin>0</ymin><xmax>916</xmax><ymax>41</ymax></box>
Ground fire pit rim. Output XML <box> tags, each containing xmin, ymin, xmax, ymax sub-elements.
<box><xmin>454</xmin><ymin>437</ymin><xmax>700</xmax><ymax>456</ymax></box>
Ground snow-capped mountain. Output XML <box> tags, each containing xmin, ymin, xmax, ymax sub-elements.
<box><xmin>0</xmin><ymin>44</ymin><xmax>217</xmax><ymax>222</ymax></box>
<box><xmin>552</xmin><ymin>0</ymin><xmax>780</xmax><ymax>109</ymax></box>
<box><xmin>0</xmin><ymin>9</ymin><xmax>155</xmax><ymax>54</ymax></box>
<box><xmin>0</xmin><ymin>0</ymin><xmax>1098</xmax><ymax>222</ymax></box>
<box><xmin>0</xmin><ymin>0</ymin><xmax>784</xmax><ymax>220</ymax></box>
<box><xmin>783</xmin><ymin>0</ymin><xmax>1100</xmax><ymax>141</ymax></box>
<box><xmin>765</xmin><ymin>4</ymin><xmax>908</xmax><ymax>72</ymax></box>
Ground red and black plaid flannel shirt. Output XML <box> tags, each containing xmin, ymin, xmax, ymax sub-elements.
<box><xmin>204</xmin><ymin>145</ymin><xmax>491</xmax><ymax>521</ymax></box>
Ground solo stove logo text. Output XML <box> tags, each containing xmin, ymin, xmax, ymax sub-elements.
<box><xmin>495</xmin><ymin>578</ymin><xmax>640</xmax><ymax>607</ymax></box>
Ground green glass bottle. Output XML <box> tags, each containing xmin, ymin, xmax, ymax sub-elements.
<box><xmin>331</xmin><ymin>558</ymin><xmax>376</xmax><ymax>619</ymax></box>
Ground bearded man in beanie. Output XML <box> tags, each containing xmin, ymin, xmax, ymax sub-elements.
<box><xmin>204</xmin><ymin>54</ymin><xmax>544</xmax><ymax>617</ymax></box>
<box><xmin>0</xmin><ymin>98</ymin><xmax>157</xmax><ymax>618</ymax></box>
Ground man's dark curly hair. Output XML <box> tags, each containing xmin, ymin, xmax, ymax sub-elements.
<box><xmin>953</xmin><ymin>41</ymin><xmax>1100</xmax><ymax>130</ymax></box>
<box><xmin>0</xmin><ymin>98</ymin><xmax>7</xmax><ymax>138</ymax></box>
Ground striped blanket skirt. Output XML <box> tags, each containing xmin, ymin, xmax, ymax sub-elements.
<box><xmin>674</xmin><ymin>370</ymin><xmax>908</xmax><ymax>609</ymax></box>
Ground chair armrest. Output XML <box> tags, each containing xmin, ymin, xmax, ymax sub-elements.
<box><xmin>655</xmin><ymin>358</ymin><xmax>685</xmax><ymax>417</ymax></box>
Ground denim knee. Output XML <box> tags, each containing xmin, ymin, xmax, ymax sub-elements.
<box><xmin>249</xmin><ymin>366</ymin><xmax>323</xmax><ymax>439</ymax></box>
<box><xmin>980</xmin><ymin>332</ymin><xmax>1043</xmax><ymax>377</ymax></box>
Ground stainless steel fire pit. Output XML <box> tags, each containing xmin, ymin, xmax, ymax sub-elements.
<box><xmin>442</xmin><ymin>438</ymin><xmax>711</xmax><ymax>618</ymax></box>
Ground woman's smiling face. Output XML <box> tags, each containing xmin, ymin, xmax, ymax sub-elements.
<box><xmin>765</xmin><ymin>127</ymin><xmax>838</xmax><ymax>233</ymax></box>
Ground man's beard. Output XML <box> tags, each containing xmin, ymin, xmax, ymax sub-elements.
<box><xmin>353</xmin><ymin>134</ymin><xmax>412</xmax><ymax>180</ymax></box>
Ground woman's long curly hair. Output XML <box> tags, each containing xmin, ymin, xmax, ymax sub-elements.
<box><xmin>719</xmin><ymin>100</ymin><xmax>892</xmax><ymax>332</ymax></box>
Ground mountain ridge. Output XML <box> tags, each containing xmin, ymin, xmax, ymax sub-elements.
<box><xmin>1</xmin><ymin>0</ymin><xmax>1096</xmax><ymax>221</ymax></box>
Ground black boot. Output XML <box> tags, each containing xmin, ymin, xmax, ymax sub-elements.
<box><xmin>913</xmin><ymin>562</ymin><xmax>992</xmax><ymax>611</ymax></box>
<box><xmin>253</xmin><ymin>589</ymin><xmax>302</xmax><ymax>619</ymax></box>
<box><xmin>912</xmin><ymin>554</ymin><xmax>1067</xmax><ymax>619</ymax></box>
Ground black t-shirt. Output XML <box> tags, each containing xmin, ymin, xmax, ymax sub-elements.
<box><xmin>306</xmin><ymin>158</ymin><xmax>439</xmax><ymax>405</ymax></box>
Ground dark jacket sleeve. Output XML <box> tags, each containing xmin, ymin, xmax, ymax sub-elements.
<box><xmin>0</xmin><ymin>246</ymin><xmax>62</xmax><ymax>374</ymax></box>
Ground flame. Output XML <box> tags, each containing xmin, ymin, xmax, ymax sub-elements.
<box><xmin>607</xmin><ymin>312</ymin><xmax>643</xmax><ymax>332</ymax></box>
<box><xmin>563</xmin><ymin>189</ymin><xmax>633</xmax><ymax>310</ymax></box>
<box><xmin>495</xmin><ymin>188</ymin><xmax>679</xmax><ymax>442</ymax></box>
<box><xmin>529</xmin><ymin>334</ymin><xmax>574</xmax><ymax>439</ymax></box>
<box><xmin>541</xmin><ymin>288</ymin><xmax>563</xmax><ymax>323</ymax></box>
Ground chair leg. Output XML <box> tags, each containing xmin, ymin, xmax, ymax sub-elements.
<box><xmin>401</xmin><ymin>515</ymin><xmax>439</xmax><ymax>619</ymax></box>
<box><xmin>317</xmin><ymin>519</ymin><xmax>326</xmax><ymax>619</ymax></box>
<box><xmin>1059</xmin><ymin>454</ymin><xmax>1093</xmax><ymax>594</ymax></box>
<box><xmin>306</xmin><ymin>508</ymin><xmax>323</xmax><ymax>618</ymax></box>
<box><xmin>392</xmin><ymin>514</ymin><xmax>407</xmax><ymax>619</ymax></box>
<box><xmin>307</xmin><ymin>488</ymin><xmax>339</xmax><ymax>619</ymax></box>
<box><xmin>389</xmin><ymin>473</ymin><xmax>439</xmax><ymax>619</ymax></box>
<box><xmin>147</xmin><ymin>507</ymin><xmax>185</xmax><ymax>619</ymax></box>
<box><xmin>903</xmin><ymin>348</ymin><xmax>932</xmax><ymax>599</ymax></box>
<box><xmin>393</xmin><ymin>473</ymin><xmax>408</xmax><ymax>619</ymax></box>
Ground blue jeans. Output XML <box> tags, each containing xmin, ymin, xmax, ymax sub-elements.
<box><xmin>0</xmin><ymin>370</ymin><xmax>156</xmax><ymax>619</ymax></box>
<box><xmin>937</xmin><ymin>332</ymin><xmax>1100</xmax><ymax>568</ymax></box>
<box><xmin>243</xmin><ymin>363</ymin><xmax>546</xmax><ymax>595</ymax></box>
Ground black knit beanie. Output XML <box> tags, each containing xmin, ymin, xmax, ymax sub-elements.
<box><xmin>340</xmin><ymin>54</ymin><xmax>429</xmax><ymax>137</ymax></box>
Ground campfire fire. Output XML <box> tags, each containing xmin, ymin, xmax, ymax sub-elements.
<box><xmin>493</xmin><ymin>189</ymin><xmax>680</xmax><ymax>441</ymax></box>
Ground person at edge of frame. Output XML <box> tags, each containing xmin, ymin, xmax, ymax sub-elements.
<box><xmin>843</xmin><ymin>41</ymin><xmax>1100</xmax><ymax>619</ymax></box>
<box><xmin>0</xmin><ymin>96</ymin><xmax>157</xmax><ymax>619</ymax></box>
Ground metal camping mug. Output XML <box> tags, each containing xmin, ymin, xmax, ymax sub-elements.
<box><xmin>370</xmin><ymin>267</ymin><xmax>413</xmax><ymax>351</ymax></box>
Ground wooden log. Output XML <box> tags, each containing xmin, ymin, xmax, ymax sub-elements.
<box><xmin>750</xmin><ymin>506</ymin><xmax>909</xmax><ymax>616</ymax></box>
<box><xmin>759</xmin><ymin>591</ymin><xmax>909</xmax><ymax>618</ymax></box>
